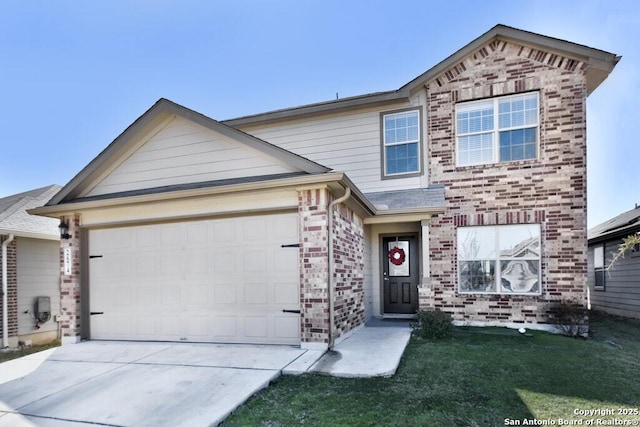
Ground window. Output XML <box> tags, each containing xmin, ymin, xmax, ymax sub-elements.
<box><xmin>382</xmin><ymin>109</ymin><xmax>421</xmax><ymax>176</ymax></box>
<box><xmin>456</xmin><ymin>92</ymin><xmax>539</xmax><ymax>166</ymax></box>
<box><xmin>458</xmin><ymin>224</ymin><xmax>541</xmax><ymax>295</ymax></box>
<box><xmin>594</xmin><ymin>245</ymin><xmax>606</xmax><ymax>290</ymax></box>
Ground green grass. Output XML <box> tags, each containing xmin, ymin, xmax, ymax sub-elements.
<box><xmin>222</xmin><ymin>312</ymin><xmax>640</xmax><ymax>427</ymax></box>
<box><xmin>0</xmin><ymin>340</ymin><xmax>60</xmax><ymax>363</ymax></box>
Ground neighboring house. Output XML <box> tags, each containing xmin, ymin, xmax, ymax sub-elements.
<box><xmin>0</xmin><ymin>185</ymin><xmax>62</xmax><ymax>347</ymax></box>
<box><xmin>587</xmin><ymin>205</ymin><xmax>640</xmax><ymax>319</ymax></box>
<box><xmin>31</xmin><ymin>25</ymin><xmax>619</xmax><ymax>349</ymax></box>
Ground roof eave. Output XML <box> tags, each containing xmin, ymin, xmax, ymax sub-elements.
<box><xmin>30</xmin><ymin>171</ymin><xmax>375</xmax><ymax>218</ymax></box>
<box><xmin>223</xmin><ymin>90</ymin><xmax>409</xmax><ymax>127</ymax></box>
<box><xmin>401</xmin><ymin>24</ymin><xmax>620</xmax><ymax>97</ymax></box>
<box><xmin>588</xmin><ymin>223</ymin><xmax>640</xmax><ymax>244</ymax></box>
<box><xmin>48</xmin><ymin>99</ymin><xmax>331</xmax><ymax>206</ymax></box>
<box><xmin>0</xmin><ymin>229</ymin><xmax>59</xmax><ymax>241</ymax></box>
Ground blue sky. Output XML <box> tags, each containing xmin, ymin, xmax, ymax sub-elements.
<box><xmin>1</xmin><ymin>0</ymin><xmax>637</xmax><ymax>228</ymax></box>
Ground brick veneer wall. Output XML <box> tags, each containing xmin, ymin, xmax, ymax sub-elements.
<box><xmin>0</xmin><ymin>238</ymin><xmax>18</xmax><ymax>338</ymax></box>
<box><xmin>298</xmin><ymin>187</ymin><xmax>365</xmax><ymax>347</ymax></box>
<box><xmin>331</xmin><ymin>202</ymin><xmax>365</xmax><ymax>340</ymax></box>
<box><xmin>425</xmin><ymin>39</ymin><xmax>588</xmax><ymax>326</ymax></box>
<box><xmin>59</xmin><ymin>215</ymin><xmax>82</xmax><ymax>342</ymax></box>
<box><xmin>299</xmin><ymin>188</ymin><xmax>330</xmax><ymax>345</ymax></box>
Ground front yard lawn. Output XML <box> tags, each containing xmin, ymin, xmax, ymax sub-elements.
<box><xmin>0</xmin><ymin>340</ymin><xmax>60</xmax><ymax>363</ymax></box>
<box><xmin>222</xmin><ymin>312</ymin><xmax>640</xmax><ymax>426</ymax></box>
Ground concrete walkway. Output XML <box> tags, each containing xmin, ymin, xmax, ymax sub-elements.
<box><xmin>308</xmin><ymin>319</ymin><xmax>412</xmax><ymax>377</ymax></box>
<box><xmin>0</xmin><ymin>321</ymin><xmax>412</xmax><ymax>426</ymax></box>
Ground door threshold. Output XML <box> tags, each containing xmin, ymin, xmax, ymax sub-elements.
<box><xmin>382</xmin><ymin>313</ymin><xmax>417</xmax><ymax>320</ymax></box>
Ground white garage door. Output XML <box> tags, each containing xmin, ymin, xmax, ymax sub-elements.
<box><xmin>88</xmin><ymin>212</ymin><xmax>300</xmax><ymax>344</ymax></box>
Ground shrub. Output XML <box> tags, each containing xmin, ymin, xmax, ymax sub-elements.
<box><xmin>412</xmin><ymin>309</ymin><xmax>453</xmax><ymax>340</ymax></box>
<box><xmin>549</xmin><ymin>299</ymin><xmax>589</xmax><ymax>338</ymax></box>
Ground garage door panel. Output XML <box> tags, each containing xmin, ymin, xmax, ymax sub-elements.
<box><xmin>275</xmin><ymin>282</ymin><xmax>299</xmax><ymax>305</ymax></box>
<box><xmin>275</xmin><ymin>315</ymin><xmax>300</xmax><ymax>338</ymax></box>
<box><xmin>244</xmin><ymin>283</ymin><xmax>268</xmax><ymax>304</ymax></box>
<box><xmin>187</xmin><ymin>316</ymin><xmax>209</xmax><ymax>337</ymax></box>
<box><xmin>214</xmin><ymin>283</ymin><xmax>237</xmax><ymax>304</ymax></box>
<box><xmin>186</xmin><ymin>252</ymin><xmax>208</xmax><ymax>276</ymax></box>
<box><xmin>243</xmin><ymin>218</ymin><xmax>267</xmax><ymax>241</ymax></box>
<box><xmin>243</xmin><ymin>249</ymin><xmax>267</xmax><ymax>272</ymax></box>
<box><xmin>213</xmin><ymin>316</ymin><xmax>237</xmax><ymax>338</ymax></box>
<box><xmin>212</xmin><ymin>221</ymin><xmax>235</xmax><ymax>242</ymax></box>
<box><xmin>245</xmin><ymin>316</ymin><xmax>268</xmax><ymax>338</ymax></box>
<box><xmin>89</xmin><ymin>213</ymin><xmax>300</xmax><ymax>344</ymax></box>
<box><xmin>213</xmin><ymin>252</ymin><xmax>236</xmax><ymax>273</ymax></box>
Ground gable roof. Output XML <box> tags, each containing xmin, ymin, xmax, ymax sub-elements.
<box><xmin>589</xmin><ymin>205</ymin><xmax>640</xmax><ymax>243</ymax></box>
<box><xmin>0</xmin><ymin>185</ymin><xmax>61</xmax><ymax>239</ymax></box>
<box><xmin>224</xmin><ymin>24</ymin><xmax>620</xmax><ymax>127</ymax></box>
<box><xmin>47</xmin><ymin>98</ymin><xmax>331</xmax><ymax>206</ymax></box>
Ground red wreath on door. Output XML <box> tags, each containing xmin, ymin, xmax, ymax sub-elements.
<box><xmin>389</xmin><ymin>246</ymin><xmax>406</xmax><ymax>266</ymax></box>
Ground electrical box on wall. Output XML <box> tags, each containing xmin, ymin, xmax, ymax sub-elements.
<box><xmin>35</xmin><ymin>296</ymin><xmax>51</xmax><ymax>323</ymax></box>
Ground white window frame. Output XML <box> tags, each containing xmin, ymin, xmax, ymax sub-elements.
<box><xmin>457</xmin><ymin>224</ymin><xmax>542</xmax><ymax>295</ymax></box>
<box><xmin>593</xmin><ymin>244</ymin><xmax>606</xmax><ymax>290</ymax></box>
<box><xmin>456</xmin><ymin>92</ymin><xmax>539</xmax><ymax>167</ymax></box>
<box><xmin>381</xmin><ymin>108</ymin><xmax>422</xmax><ymax>178</ymax></box>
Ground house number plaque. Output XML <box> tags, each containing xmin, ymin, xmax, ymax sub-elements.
<box><xmin>63</xmin><ymin>247</ymin><xmax>72</xmax><ymax>275</ymax></box>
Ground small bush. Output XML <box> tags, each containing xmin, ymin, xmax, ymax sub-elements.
<box><xmin>549</xmin><ymin>299</ymin><xmax>589</xmax><ymax>338</ymax></box>
<box><xmin>412</xmin><ymin>309</ymin><xmax>453</xmax><ymax>340</ymax></box>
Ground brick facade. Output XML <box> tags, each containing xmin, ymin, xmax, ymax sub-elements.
<box><xmin>424</xmin><ymin>39</ymin><xmax>588</xmax><ymax>326</ymax></box>
<box><xmin>331</xmin><ymin>202</ymin><xmax>365</xmax><ymax>339</ymax></box>
<box><xmin>299</xmin><ymin>188</ymin><xmax>330</xmax><ymax>345</ymax></box>
<box><xmin>298</xmin><ymin>188</ymin><xmax>365</xmax><ymax>347</ymax></box>
<box><xmin>0</xmin><ymin>238</ymin><xmax>18</xmax><ymax>339</ymax></box>
<box><xmin>59</xmin><ymin>215</ymin><xmax>82</xmax><ymax>343</ymax></box>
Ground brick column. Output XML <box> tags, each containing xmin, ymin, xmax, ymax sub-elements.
<box><xmin>59</xmin><ymin>215</ymin><xmax>81</xmax><ymax>344</ymax></box>
<box><xmin>331</xmin><ymin>202</ymin><xmax>365</xmax><ymax>341</ymax></box>
<box><xmin>298</xmin><ymin>188</ymin><xmax>330</xmax><ymax>349</ymax></box>
<box><xmin>419</xmin><ymin>219</ymin><xmax>435</xmax><ymax>310</ymax></box>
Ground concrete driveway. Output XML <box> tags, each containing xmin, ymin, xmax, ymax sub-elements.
<box><xmin>0</xmin><ymin>341</ymin><xmax>322</xmax><ymax>427</ymax></box>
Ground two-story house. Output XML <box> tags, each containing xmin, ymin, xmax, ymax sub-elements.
<box><xmin>31</xmin><ymin>25</ymin><xmax>619</xmax><ymax>349</ymax></box>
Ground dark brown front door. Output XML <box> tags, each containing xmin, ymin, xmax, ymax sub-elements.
<box><xmin>383</xmin><ymin>235</ymin><xmax>419</xmax><ymax>314</ymax></box>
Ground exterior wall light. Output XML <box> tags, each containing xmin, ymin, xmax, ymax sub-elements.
<box><xmin>59</xmin><ymin>220</ymin><xmax>72</xmax><ymax>239</ymax></box>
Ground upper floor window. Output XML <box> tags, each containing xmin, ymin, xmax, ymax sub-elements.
<box><xmin>456</xmin><ymin>92</ymin><xmax>539</xmax><ymax>167</ymax></box>
<box><xmin>382</xmin><ymin>109</ymin><xmax>421</xmax><ymax>177</ymax></box>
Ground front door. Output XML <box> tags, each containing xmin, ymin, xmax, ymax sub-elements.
<box><xmin>383</xmin><ymin>235</ymin><xmax>419</xmax><ymax>314</ymax></box>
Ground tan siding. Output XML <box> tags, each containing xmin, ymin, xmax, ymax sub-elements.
<box><xmin>238</xmin><ymin>105</ymin><xmax>424</xmax><ymax>193</ymax></box>
<box><xmin>87</xmin><ymin>117</ymin><xmax>299</xmax><ymax>197</ymax></box>
<box><xmin>17</xmin><ymin>238</ymin><xmax>60</xmax><ymax>336</ymax></box>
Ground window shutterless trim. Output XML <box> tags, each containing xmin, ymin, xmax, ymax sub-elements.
<box><xmin>457</xmin><ymin>224</ymin><xmax>543</xmax><ymax>296</ymax></box>
<box><xmin>380</xmin><ymin>106</ymin><xmax>424</xmax><ymax>180</ymax></box>
<box><xmin>455</xmin><ymin>91</ymin><xmax>540</xmax><ymax>167</ymax></box>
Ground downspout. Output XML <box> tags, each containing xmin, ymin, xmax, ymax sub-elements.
<box><xmin>2</xmin><ymin>233</ymin><xmax>15</xmax><ymax>348</ymax></box>
<box><xmin>327</xmin><ymin>186</ymin><xmax>351</xmax><ymax>350</ymax></box>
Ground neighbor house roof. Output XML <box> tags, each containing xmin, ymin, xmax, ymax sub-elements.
<box><xmin>588</xmin><ymin>205</ymin><xmax>640</xmax><ymax>243</ymax></box>
<box><xmin>0</xmin><ymin>185</ymin><xmax>61</xmax><ymax>240</ymax></box>
<box><xmin>224</xmin><ymin>24</ymin><xmax>620</xmax><ymax>127</ymax></box>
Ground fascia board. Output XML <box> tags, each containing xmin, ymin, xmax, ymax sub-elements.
<box><xmin>49</xmin><ymin>99</ymin><xmax>331</xmax><ymax>206</ymax></box>
<box><xmin>29</xmin><ymin>172</ymin><xmax>349</xmax><ymax>218</ymax></box>
<box><xmin>48</xmin><ymin>104</ymin><xmax>175</xmax><ymax>205</ymax></box>
<box><xmin>402</xmin><ymin>24</ymin><xmax>620</xmax><ymax>96</ymax></box>
<box><xmin>0</xmin><ymin>229</ymin><xmax>59</xmax><ymax>241</ymax></box>
<box><xmin>363</xmin><ymin>211</ymin><xmax>440</xmax><ymax>225</ymax></box>
<box><xmin>222</xmin><ymin>91</ymin><xmax>408</xmax><ymax>127</ymax></box>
